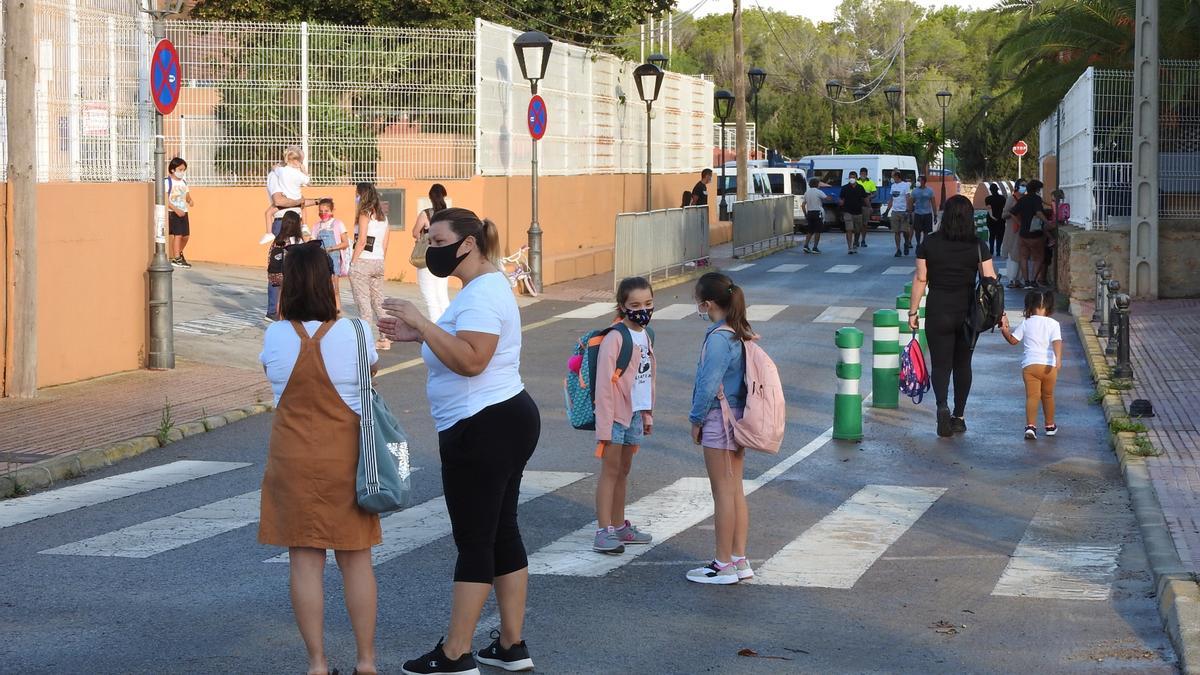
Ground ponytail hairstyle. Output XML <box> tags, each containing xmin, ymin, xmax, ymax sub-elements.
<box><xmin>275</xmin><ymin>210</ymin><xmax>303</xmax><ymax>246</ymax></box>
<box><xmin>433</xmin><ymin>207</ymin><xmax>501</xmax><ymax>264</ymax></box>
<box><xmin>1023</xmin><ymin>289</ymin><xmax>1042</xmax><ymax>318</ymax></box>
<box><xmin>695</xmin><ymin>272</ymin><xmax>753</xmax><ymax>341</ymax></box>
<box><xmin>429</xmin><ymin>183</ymin><xmax>448</xmax><ymax>213</ymax></box>
<box><xmin>615</xmin><ymin>276</ymin><xmax>653</xmax><ymax>318</ymax></box>
<box><xmin>356</xmin><ymin>182</ymin><xmax>383</xmax><ymax>221</ymax></box>
<box><xmin>1040</xmin><ymin>289</ymin><xmax>1056</xmax><ymax>316</ymax></box>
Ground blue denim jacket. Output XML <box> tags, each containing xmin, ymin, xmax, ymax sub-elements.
<box><xmin>689</xmin><ymin>323</ymin><xmax>747</xmax><ymax>425</ymax></box>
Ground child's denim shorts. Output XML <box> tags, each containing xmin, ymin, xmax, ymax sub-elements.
<box><xmin>610</xmin><ymin>411</ymin><xmax>645</xmax><ymax>447</ymax></box>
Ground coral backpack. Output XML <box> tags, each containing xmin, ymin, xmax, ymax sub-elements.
<box><xmin>899</xmin><ymin>338</ymin><xmax>930</xmax><ymax>405</ymax></box>
<box><xmin>713</xmin><ymin>328</ymin><xmax>786</xmax><ymax>454</ymax></box>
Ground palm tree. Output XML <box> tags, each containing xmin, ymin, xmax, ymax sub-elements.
<box><xmin>992</xmin><ymin>0</ymin><xmax>1200</xmax><ymax>135</ymax></box>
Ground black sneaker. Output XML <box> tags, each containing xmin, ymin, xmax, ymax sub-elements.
<box><xmin>894</xmin><ymin>250</ymin><xmax>903</xmax><ymax>258</ymax></box>
<box><xmin>802</xmin><ymin>246</ymin><xmax>812</xmax><ymax>254</ymax></box>
<box><xmin>812</xmin><ymin>247</ymin><xmax>822</xmax><ymax>254</ymax></box>
<box><xmin>861</xmin><ymin>239</ymin><xmax>868</xmax><ymax>247</ymax></box>
<box><xmin>178</xmin><ymin>254</ymin><xmax>193</xmax><ymax>269</ymax></box>
<box><xmin>951</xmin><ymin>417</ymin><xmax>967</xmax><ymax>434</ymax></box>
<box><xmin>904</xmin><ymin>243</ymin><xmax>912</xmax><ymax>255</ymax></box>
<box><xmin>170</xmin><ymin>256</ymin><xmax>184</xmax><ymax>268</ymax></box>
<box><xmin>476</xmin><ymin>631</ymin><xmax>534</xmax><ymax>672</ymax></box>
<box><xmin>402</xmin><ymin>639</ymin><xmax>480</xmax><ymax>675</ymax></box>
<box><xmin>937</xmin><ymin>407</ymin><xmax>953</xmax><ymax>438</ymax></box>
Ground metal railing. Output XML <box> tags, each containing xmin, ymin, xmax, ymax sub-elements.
<box><xmin>612</xmin><ymin>205</ymin><xmax>710</xmax><ymax>289</ymax></box>
<box><xmin>1092</xmin><ymin>259</ymin><xmax>1134</xmax><ymax>379</ymax></box>
<box><xmin>1040</xmin><ymin>62</ymin><xmax>1200</xmax><ymax>229</ymax></box>
<box><xmin>732</xmin><ymin>194</ymin><xmax>794</xmax><ymax>258</ymax></box>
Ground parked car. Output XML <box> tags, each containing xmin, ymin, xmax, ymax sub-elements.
<box><xmin>715</xmin><ymin>166</ymin><xmax>805</xmax><ymax>223</ymax></box>
<box><xmin>796</xmin><ymin>154</ymin><xmax>919</xmax><ymax>230</ymax></box>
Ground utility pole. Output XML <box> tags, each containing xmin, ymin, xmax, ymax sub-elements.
<box><xmin>6</xmin><ymin>0</ymin><xmax>39</xmax><ymax>397</ymax></box>
<box><xmin>1130</xmin><ymin>0</ymin><xmax>1159</xmax><ymax>298</ymax></box>
<box><xmin>899</xmin><ymin>19</ymin><xmax>907</xmax><ymax>123</ymax></box>
<box><xmin>733</xmin><ymin>0</ymin><xmax>748</xmax><ymax>201</ymax></box>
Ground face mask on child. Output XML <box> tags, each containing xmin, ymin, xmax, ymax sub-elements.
<box><xmin>697</xmin><ymin>303</ymin><xmax>712</xmax><ymax>322</ymax></box>
<box><xmin>173</xmin><ymin>170</ymin><xmax>186</xmax><ymax>179</ymax></box>
<box><xmin>622</xmin><ymin>307</ymin><xmax>653</xmax><ymax>327</ymax></box>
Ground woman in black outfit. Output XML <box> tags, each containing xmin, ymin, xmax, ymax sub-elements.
<box><xmin>984</xmin><ymin>183</ymin><xmax>1007</xmax><ymax>256</ymax></box>
<box><xmin>910</xmin><ymin>195</ymin><xmax>998</xmax><ymax>437</ymax></box>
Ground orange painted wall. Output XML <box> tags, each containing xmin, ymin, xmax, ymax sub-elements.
<box><xmin>184</xmin><ymin>171</ymin><xmax>706</xmax><ymax>286</ymax></box>
<box><xmin>20</xmin><ymin>183</ymin><xmax>151</xmax><ymax>388</ymax></box>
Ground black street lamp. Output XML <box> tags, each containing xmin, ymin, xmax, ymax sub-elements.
<box><xmin>634</xmin><ymin>62</ymin><xmax>666</xmax><ymax>212</ymax></box>
<box><xmin>937</xmin><ymin>89</ymin><xmax>952</xmax><ymax>207</ymax></box>
<box><xmin>826</xmin><ymin>80</ymin><xmax>843</xmax><ymax>154</ymax></box>
<box><xmin>513</xmin><ymin>30</ymin><xmax>554</xmax><ymax>293</ymax></box>
<box><xmin>648</xmin><ymin>52</ymin><xmax>669</xmax><ymax>71</ymax></box>
<box><xmin>715</xmin><ymin>89</ymin><xmax>735</xmax><ymax>221</ymax></box>
<box><xmin>884</xmin><ymin>85</ymin><xmax>901</xmax><ymax>137</ymax></box>
<box><xmin>748</xmin><ymin>67</ymin><xmax>766</xmax><ymax>156</ymax></box>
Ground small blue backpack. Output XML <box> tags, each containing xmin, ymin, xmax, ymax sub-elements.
<box><xmin>564</xmin><ymin>322</ymin><xmax>654</xmax><ymax>431</ymax></box>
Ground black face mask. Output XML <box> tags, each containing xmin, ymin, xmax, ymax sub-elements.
<box><xmin>426</xmin><ymin>238</ymin><xmax>469</xmax><ymax>278</ymax></box>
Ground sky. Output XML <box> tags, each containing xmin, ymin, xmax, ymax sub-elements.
<box><xmin>695</xmin><ymin>0</ymin><xmax>1002</xmax><ymax>23</ymax></box>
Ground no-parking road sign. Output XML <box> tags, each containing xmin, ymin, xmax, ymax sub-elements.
<box><xmin>528</xmin><ymin>95</ymin><xmax>547</xmax><ymax>140</ymax></box>
<box><xmin>151</xmin><ymin>39</ymin><xmax>182</xmax><ymax>115</ymax></box>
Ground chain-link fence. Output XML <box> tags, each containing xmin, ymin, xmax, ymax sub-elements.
<box><xmin>1040</xmin><ymin>62</ymin><xmax>1200</xmax><ymax>229</ymax></box>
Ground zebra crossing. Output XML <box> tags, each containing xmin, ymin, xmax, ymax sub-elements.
<box><xmin>6</xmin><ymin>454</ymin><xmax>1127</xmax><ymax>600</ymax></box>
<box><xmin>553</xmin><ymin>303</ymin><xmax>873</xmax><ymax>324</ymax></box>
<box><xmin>174</xmin><ymin>308</ymin><xmax>268</xmax><ymax>337</ymax></box>
<box><xmin>714</xmin><ymin>261</ymin><xmax>913</xmax><ymax>276</ymax></box>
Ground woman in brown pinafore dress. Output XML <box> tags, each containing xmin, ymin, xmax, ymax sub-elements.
<box><xmin>258</xmin><ymin>242</ymin><xmax>382</xmax><ymax>675</ymax></box>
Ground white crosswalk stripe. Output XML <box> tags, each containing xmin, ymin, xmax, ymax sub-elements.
<box><xmin>767</xmin><ymin>264</ymin><xmax>806</xmax><ymax>273</ymax></box>
<box><xmin>554</xmin><ymin>303</ymin><xmax>616</xmax><ymax>320</ymax></box>
<box><xmin>756</xmin><ymin>485</ymin><xmax>946</xmax><ymax>588</ymax></box>
<box><xmin>651</xmin><ymin>304</ymin><xmax>697</xmax><ymax>321</ymax></box>
<box><xmin>826</xmin><ymin>265</ymin><xmax>861</xmax><ymax>274</ymax></box>
<box><xmin>725</xmin><ymin>263</ymin><xmax>755</xmax><ymax>272</ymax></box>
<box><xmin>529</xmin><ymin>428</ymin><xmax>834</xmax><ymax>577</ymax></box>
<box><xmin>175</xmin><ymin>308</ymin><xmax>267</xmax><ymax>336</ymax></box>
<box><xmin>814</xmin><ymin>306</ymin><xmax>867</xmax><ymax>323</ymax></box>
<box><xmin>883</xmin><ymin>266</ymin><xmax>913</xmax><ymax>275</ymax></box>
<box><xmin>746</xmin><ymin>304</ymin><xmax>788</xmax><ymax>322</ymax></box>
<box><xmin>41</xmin><ymin>491</ymin><xmax>261</xmax><ymax>558</ymax></box>
<box><xmin>991</xmin><ymin>496</ymin><xmax>1122</xmax><ymax>601</ymax></box>
<box><xmin>264</xmin><ymin>471</ymin><xmax>590</xmax><ymax>565</ymax></box>
<box><xmin>0</xmin><ymin>461</ymin><xmax>250</xmax><ymax>530</ymax></box>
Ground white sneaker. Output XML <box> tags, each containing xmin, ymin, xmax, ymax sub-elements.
<box><xmin>734</xmin><ymin>558</ymin><xmax>754</xmax><ymax>580</ymax></box>
<box><xmin>1046</xmin><ymin>425</ymin><xmax>1058</xmax><ymax>437</ymax></box>
<box><xmin>1024</xmin><ymin>425</ymin><xmax>1037</xmax><ymax>440</ymax></box>
<box><xmin>259</xmin><ymin>232</ymin><xmax>276</xmax><ymax>245</ymax></box>
<box><xmin>686</xmin><ymin>561</ymin><xmax>739</xmax><ymax>585</ymax></box>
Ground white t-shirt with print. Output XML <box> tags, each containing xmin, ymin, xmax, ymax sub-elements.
<box><xmin>890</xmin><ymin>181</ymin><xmax>912</xmax><ymax>213</ymax></box>
<box><xmin>423</xmin><ymin>272</ymin><xmax>524</xmax><ymax>431</ymax></box>
<box><xmin>260</xmin><ymin>318</ymin><xmax>379</xmax><ymax>415</ymax></box>
<box><xmin>628</xmin><ymin>327</ymin><xmax>652</xmax><ymax>413</ymax></box>
<box><xmin>1012</xmin><ymin>315</ymin><xmax>1062</xmax><ymax>369</ymax></box>
<box><xmin>166</xmin><ymin>176</ymin><xmax>189</xmax><ymax>214</ymax></box>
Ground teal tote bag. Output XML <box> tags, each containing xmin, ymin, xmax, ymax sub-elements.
<box><xmin>351</xmin><ymin>319</ymin><xmax>413</xmax><ymax>513</ymax></box>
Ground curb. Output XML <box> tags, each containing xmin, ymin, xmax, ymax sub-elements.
<box><xmin>0</xmin><ymin>402</ymin><xmax>275</xmax><ymax>500</ymax></box>
<box><xmin>1071</xmin><ymin>302</ymin><xmax>1200</xmax><ymax>673</ymax></box>
<box><xmin>730</xmin><ymin>237</ymin><xmax>798</xmax><ymax>263</ymax></box>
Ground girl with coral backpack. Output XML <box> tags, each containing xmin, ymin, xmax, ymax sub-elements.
<box><xmin>686</xmin><ymin>273</ymin><xmax>786</xmax><ymax>585</ymax></box>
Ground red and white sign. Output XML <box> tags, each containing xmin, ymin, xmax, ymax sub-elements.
<box><xmin>1012</xmin><ymin>140</ymin><xmax>1029</xmax><ymax>157</ymax></box>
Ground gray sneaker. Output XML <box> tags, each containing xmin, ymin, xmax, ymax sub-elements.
<box><xmin>615</xmin><ymin>520</ymin><xmax>652</xmax><ymax>545</ymax></box>
<box><xmin>592</xmin><ymin>529</ymin><xmax>625</xmax><ymax>554</ymax></box>
<box><xmin>686</xmin><ymin>560</ymin><xmax>739</xmax><ymax>585</ymax></box>
<box><xmin>734</xmin><ymin>557</ymin><xmax>754</xmax><ymax>580</ymax></box>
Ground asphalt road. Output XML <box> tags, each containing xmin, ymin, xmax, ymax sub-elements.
<box><xmin>0</xmin><ymin>240</ymin><xmax>1178</xmax><ymax>674</ymax></box>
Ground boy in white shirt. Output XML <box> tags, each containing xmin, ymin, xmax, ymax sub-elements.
<box><xmin>1000</xmin><ymin>290</ymin><xmax>1063</xmax><ymax>440</ymax></box>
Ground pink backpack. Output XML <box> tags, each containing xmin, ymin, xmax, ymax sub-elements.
<box><xmin>714</xmin><ymin>328</ymin><xmax>786</xmax><ymax>454</ymax></box>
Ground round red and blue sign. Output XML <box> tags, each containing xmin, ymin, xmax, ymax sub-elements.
<box><xmin>527</xmin><ymin>95</ymin><xmax>548</xmax><ymax>141</ymax></box>
<box><xmin>151</xmin><ymin>39</ymin><xmax>182</xmax><ymax>115</ymax></box>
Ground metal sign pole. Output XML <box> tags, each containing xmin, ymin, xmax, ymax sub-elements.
<box><xmin>146</xmin><ymin>12</ymin><xmax>175</xmax><ymax>369</ymax></box>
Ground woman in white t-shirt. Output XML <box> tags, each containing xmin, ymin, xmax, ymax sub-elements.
<box><xmin>349</xmin><ymin>182</ymin><xmax>391</xmax><ymax>350</ymax></box>
<box><xmin>378</xmin><ymin>207</ymin><xmax>541</xmax><ymax>675</ymax></box>
<box><xmin>413</xmin><ymin>183</ymin><xmax>452</xmax><ymax>322</ymax></box>
<box><xmin>1000</xmin><ymin>289</ymin><xmax>1063</xmax><ymax>440</ymax></box>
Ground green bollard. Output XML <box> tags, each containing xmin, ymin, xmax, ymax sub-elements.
<box><xmin>918</xmin><ymin>304</ymin><xmax>927</xmax><ymax>351</ymax></box>
<box><xmin>834</xmin><ymin>327</ymin><xmax>864</xmax><ymax>441</ymax></box>
<box><xmin>872</xmin><ymin>310</ymin><xmax>900</xmax><ymax>409</ymax></box>
<box><xmin>896</xmin><ymin>293</ymin><xmax>913</xmax><ymax>349</ymax></box>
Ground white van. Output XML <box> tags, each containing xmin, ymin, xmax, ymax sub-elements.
<box><xmin>717</xmin><ymin>165</ymin><xmax>807</xmax><ymax>224</ymax></box>
<box><xmin>797</xmin><ymin>154</ymin><xmax>919</xmax><ymax>229</ymax></box>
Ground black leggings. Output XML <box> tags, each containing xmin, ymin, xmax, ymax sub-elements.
<box><xmin>924</xmin><ymin>300</ymin><xmax>975</xmax><ymax>417</ymax></box>
<box><xmin>439</xmin><ymin>390</ymin><xmax>541</xmax><ymax>583</ymax></box>
<box><xmin>987</xmin><ymin>217</ymin><xmax>1005</xmax><ymax>256</ymax></box>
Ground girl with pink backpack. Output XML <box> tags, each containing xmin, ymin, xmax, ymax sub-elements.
<box><xmin>686</xmin><ymin>272</ymin><xmax>757</xmax><ymax>585</ymax></box>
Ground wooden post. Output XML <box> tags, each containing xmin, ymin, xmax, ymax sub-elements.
<box><xmin>5</xmin><ymin>0</ymin><xmax>39</xmax><ymax>398</ymax></box>
<box><xmin>732</xmin><ymin>0</ymin><xmax>748</xmax><ymax>201</ymax></box>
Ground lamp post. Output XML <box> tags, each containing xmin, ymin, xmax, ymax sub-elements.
<box><xmin>884</xmin><ymin>85</ymin><xmax>901</xmax><ymax>138</ymax></box>
<box><xmin>826</xmin><ymin>80</ymin><xmax>843</xmax><ymax>154</ymax></box>
<box><xmin>748</xmin><ymin>67</ymin><xmax>766</xmax><ymax>157</ymax></box>
<box><xmin>648</xmin><ymin>52</ymin><xmax>669</xmax><ymax>71</ymax></box>
<box><xmin>936</xmin><ymin>89</ymin><xmax>952</xmax><ymax>207</ymax></box>
<box><xmin>634</xmin><ymin>62</ymin><xmax>665</xmax><ymax>212</ymax></box>
<box><xmin>714</xmin><ymin>89</ymin><xmax>734</xmax><ymax>221</ymax></box>
<box><xmin>143</xmin><ymin>0</ymin><xmax>186</xmax><ymax>370</ymax></box>
<box><xmin>513</xmin><ymin>30</ymin><xmax>553</xmax><ymax>293</ymax></box>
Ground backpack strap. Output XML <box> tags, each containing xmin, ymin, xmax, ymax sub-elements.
<box><xmin>611</xmin><ymin>323</ymin><xmax>636</xmax><ymax>381</ymax></box>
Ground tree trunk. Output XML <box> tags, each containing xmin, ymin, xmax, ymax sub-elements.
<box><xmin>733</xmin><ymin>0</ymin><xmax>748</xmax><ymax>201</ymax></box>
